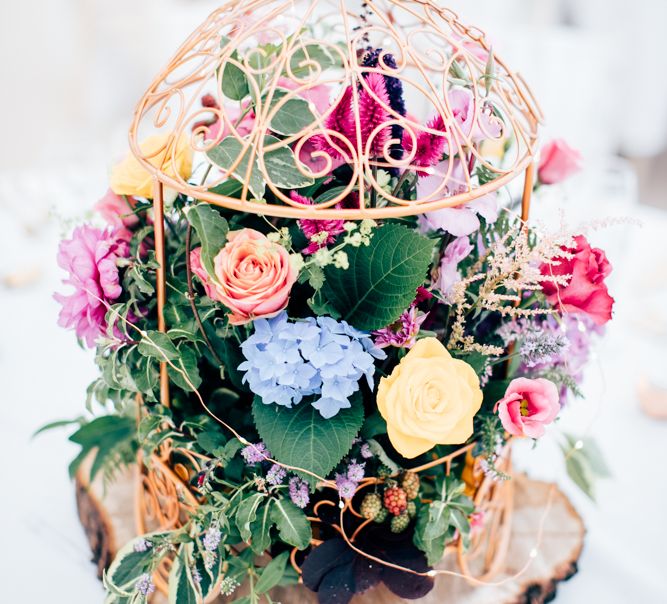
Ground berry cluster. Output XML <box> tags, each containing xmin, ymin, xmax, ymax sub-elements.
<box><xmin>358</xmin><ymin>472</ymin><xmax>421</xmax><ymax>534</ymax></box>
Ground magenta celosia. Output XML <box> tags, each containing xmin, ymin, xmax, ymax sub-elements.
<box><xmin>358</xmin><ymin>72</ymin><xmax>392</xmax><ymax>156</ymax></box>
<box><xmin>54</xmin><ymin>225</ymin><xmax>130</xmax><ymax>347</ymax></box>
<box><xmin>373</xmin><ymin>305</ymin><xmax>428</xmax><ymax>349</ymax></box>
<box><xmin>313</xmin><ymin>86</ymin><xmax>356</xmax><ymax>160</ymax></box>
<box><xmin>403</xmin><ymin>114</ymin><xmax>447</xmax><ymax>176</ymax></box>
<box><xmin>292</xmin><ymin>192</ymin><xmax>346</xmax><ymax>254</ymax></box>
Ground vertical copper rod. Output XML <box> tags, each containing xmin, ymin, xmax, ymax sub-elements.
<box><xmin>521</xmin><ymin>162</ymin><xmax>534</xmax><ymax>222</ymax></box>
<box><xmin>153</xmin><ymin>178</ymin><xmax>170</xmax><ymax>408</ymax></box>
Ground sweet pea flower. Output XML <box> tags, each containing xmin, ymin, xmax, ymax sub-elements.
<box><xmin>417</xmin><ymin>160</ymin><xmax>499</xmax><ymax>236</ymax></box>
<box><xmin>495</xmin><ymin>378</ymin><xmax>560</xmax><ymax>439</ymax></box>
<box><xmin>94</xmin><ymin>189</ymin><xmax>139</xmax><ymax>229</ymax></box>
<box><xmin>538</xmin><ymin>139</ymin><xmax>582</xmax><ymax>185</ymax></box>
<box><xmin>435</xmin><ymin>236</ymin><xmax>474</xmax><ymax>298</ymax></box>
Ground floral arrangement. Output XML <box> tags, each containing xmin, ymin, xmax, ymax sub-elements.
<box><xmin>50</xmin><ymin>32</ymin><xmax>613</xmax><ymax>604</ymax></box>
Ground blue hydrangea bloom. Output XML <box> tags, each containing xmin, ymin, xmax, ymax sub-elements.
<box><xmin>238</xmin><ymin>312</ymin><xmax>386</xmax><ymax>418</ymax></box>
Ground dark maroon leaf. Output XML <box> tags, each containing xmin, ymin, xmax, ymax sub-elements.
<box><xmin>352</xmin><ymin>554</ymin><xmax>382</xmax><ymax>594</ymax></box>
<box><xmin>302</xmin><ymin>539</ymin><xmax>355</xmax><ymax>592</ymax></box>
<box><xmin>317</xmin><ymin>559</ymin><xmax>356</xmax><ymax>604</ymax></box>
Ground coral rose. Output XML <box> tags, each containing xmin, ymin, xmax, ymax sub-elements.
<box><xmin>538</xmin><ymin>139</ymin><xmax>582</xmax><ymax>185</ymax></box>
<box><xmin>376</xmin><ymin>338</ymin><xmax>483</xmax><ymax>459</ymax></box>
<box><xmin>190</xmin><ymin>228</ymin><xmax>297</xmax><ymax>325</ymax></box>
<box><xmin>495</xmin><ymin>378</ymin><xmax>560</xmax><ymax>439</ymax></box>
<box><xmin>110</xmin><ymin>133</ymin><xmax>193</xmax><ymax>198</ymax></box>
<box><xmin>540</xmin><ymin>234</ymin><xmax>614</xmax><ymax>326</ymax></box>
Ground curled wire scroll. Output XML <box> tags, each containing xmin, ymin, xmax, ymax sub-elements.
<box><xmin>128</xmin><ymin>0</ymin><xmax>543</xmax><ymax>220</ymax></box>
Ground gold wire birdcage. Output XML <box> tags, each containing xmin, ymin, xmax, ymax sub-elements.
<box><xmin>127</xmin><ymin>0</ymin><xmax>542</xmax><ymax>597</ymax></box>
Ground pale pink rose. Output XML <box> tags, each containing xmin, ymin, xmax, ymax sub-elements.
<box><xmin>538</xmin><ymin>139</ymin><xmax>582</xmax><ymax>185</ymax></box>
<box><xmin>495</xmin><ymin>378</ymin><xmax>560</xmax><ymax>439</ymax></box>
<box><xmin>94</xmin><ymin>189</ymin><xmax>139</xmax><ymax>228</ymax></box>
<box><xmin>190</xmin><ymin>229</ymin><xmax>297</xmax><ymax>325</ymax></box>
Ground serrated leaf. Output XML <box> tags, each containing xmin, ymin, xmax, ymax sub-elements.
<box><xmin>252</xmin><ymin>396</ymin><xmax>363</xmax><ymax>487</ymax></box>
<box><xmin>137</xmin><ymin>331</ymin><xmax>179</xmax><ymax>362</ymax></box>
<box><xmin>270</xmin><ymin>499</ymin><xmax>312</xmax><ymax>550</ymax></box>
<box><xmin>255</xmin><ymin>551</ymin><xmax>289</xmax><ymax>594</ymax></box>
<box><xmin>236</xmin><ymin>493</ymin><xmax>266</xmax><ymax>542</ymax></box>
<box><xmin>423</xmin><ymin>501</ymin><xmax>451</xmax><ymax>542</ymax></box>
<box><xmin>185</xmin><ymin>204</ymin><xmax>229</xmax><ymax>278</ymax></box>
<box><xmin>168</xmin><ymin>545</ymin><xmax>199</xmax><ymax>604</ymax></box>
<box><xmin>321</xmin><ymin>224</ymin><xmax>434</xmax><ymax>330</ymax></box>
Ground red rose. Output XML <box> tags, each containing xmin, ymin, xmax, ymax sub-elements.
<box><xmin>541</xmin><ymin>235</ymin><xmax>614</xmax><ymax>326</ymax></box>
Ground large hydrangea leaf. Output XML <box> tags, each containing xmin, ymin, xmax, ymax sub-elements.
<box><xmin>321</xmin><ymin>223</ymin><xmax>434</xmax><ymax>331</ymax></box>
<box><xmin>252</xmin><ymin>395</ymin><xmax>363</xmax><ymax>487</ymax></box>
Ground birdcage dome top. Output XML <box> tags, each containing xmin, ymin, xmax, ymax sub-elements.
<box><xmin>129</xmin><ymin>0</ymin><xmax>543</xmax><ymax>219</ymax></box>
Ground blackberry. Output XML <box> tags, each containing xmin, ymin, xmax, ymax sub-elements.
<box><xmin>374</xmin><ymin>507</ymin><xmax>389</xmax><ymax>523</ymax></box>
<box><xmin>401</xmin><ymin>472</ymin><xmax>420</xmax><ymax>500</ymax></box>
<box><xmin>407</xmin><ymin>501</ymin><xmax>417</xmax><ymax>518</ymax></box>
<box><xmin>360</xmin><ymin>493</ymin><xmax>383</xmax><ymax>520</ymax></box>
<box><xmin>384</xmin><ymin>486</ymin><xmax>408</xmax><ymax>516</ymax></box>
<box><xmin>390</xmin><ymin>512</ymin><xmax>410</xmax><ymax>533</ymax></box>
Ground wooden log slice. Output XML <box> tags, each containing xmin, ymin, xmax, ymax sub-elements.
<box><xmin>75</xmin><ymin>469</ymin><xmax>584</xmax><ymax>604</ymax></box>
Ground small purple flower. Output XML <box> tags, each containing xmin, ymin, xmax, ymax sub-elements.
<box><xmin>289</xmin><ymin>477</ymin><xmax>310</xmax><ymax>509</ymax></box>
<box><xmin>241</xmin><ymin>442</ymin><xmax>270</xmax><ymax>465</ymax></box>
<box><xmin>133</xmin><ymin>538</ymin><xmax>152</xmax><ymax>553</ymax></box>
<box><xmin>203</xmin><ymin>525</ymin><xmax>222</xmax><ymax>552</ymax></box>
<box><xmin>360</xmin><ymin>443</ymin><xmax>373</xmax><ymax>459</ymax></box>
<box><xmin>191</xmin><ymin>566</ymin><xmax>202</xmax><ymax>585</ymax></box>
<box><xmin>335</xmin><ymin>474</ymin><xmax>358</xmax><ymax>500</ymax></box>
<box><xmin>266</xmin><ymin>464</ymin><xmax>287</xmax><ymax>486</ymax></box>
<box><xmin>346</xmin><ymin>460</ymin><xmax>365</xmax><ymax>483</ymax></box>
<box><xmin>373</xmin><ymin>305</ymin><xmax>428</xmax><ymax>349</ymax></box>
<box><xmin>135</xmin><ymin>573</ymin><xmax>155</xmax><ymax>597</ymax></box>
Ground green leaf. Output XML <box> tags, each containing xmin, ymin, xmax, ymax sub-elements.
<box><xmin>288</xmin><ymin>44</ymin><xmax>338</xmax><ymax>78</ymax></box>
<box><xmin>263</xmin><ymin>136</ymin><xmax>315</xmax><ymax>189</ymax></box>
<box><xmin>207</xmin><ymin>136</ymin><xmax>265</xmax><ymax>199</ymax></box>
<box><xmin>267</xmin><ymin>90</ymin><xmax>317</xmax><ymax>136</ymax></box>
<box><xmin>106</xmin><ymin>533</ymin><xmax>167</xmax><ymax>591</ymax></box>
<box><xmin>167</xmin><ymin>345</ymin><xmax>202</xmax><ymax>392</ymax></box>
<box><xmin>255</xmin><ymin>551</ymin><xmax>289</xmax><ymax>594</ymax></box>
<box><xmin>565</xmin><ymin>453</ymin><xmax>595</xmax><ymax>501</ymax></box>
<box><xmin>196</xmin><ymin>430</ymin><xmax>226</xmax><ymax>455</ymax></box>
<box><xmin>252</xmin><ymin>395</ymin><xmax>364</xmax><ymax>487</ymax></box>
<box><xmin>221</xmin><ymin>52</ymin><xmax>249</xmax><ymax>101</ymax></box>
<box><xmin>137</xmin><ymin>331</ymin><xmax>179</xmax><ymax>362</ymax></box>
<box><xmin>33</xmin><ymin>418</ymin><xmax>81</xmax><ymax>438</ymax></box>
<box><xmin>249</xmin><ymin>500</ymin><xmax>274</xmax><ymax>554</ymax></box>
<box><xmin>236</xmin><ymin>493</ymin><xmax>266</xmax><ymax>542</ymax></box>
<box><xmin>168</xmin><ymin>545</ymin><xmax>199</xmax><ymax>604</ymax></box>
<box><xmin>185</xmin><ymin>203</ymin><xmax>229</xmax><ymax>278</ymax></box>
<box><xmin>321</xmin><ymin>224</ymin><xmax>434</xmax><ymax>330</ymax></box>
<box><xmin>423</xmin><ymin>501</ymin><xmax>451</xmax><ymax>542</ymax></box>
<box><xmin>270</xmin><ymin>498</ymin><xmax>312</xmax><ymax>550</ymax></box>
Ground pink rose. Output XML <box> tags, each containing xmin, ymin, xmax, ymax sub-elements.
<box><xmin>495</xmin><ymin>378</ymin><xmax>560</xmax><ymax>439</ymax></box>
<box><xmin>94</xmin><ymin>189</ymin><xmax>139</xmax><ymax>228</ymax></box>
<box><xmin>190</xmin><ymin>228</ymin><xmax>297</xmax><ymax>325</ymax></box>
<box><xmin>538</xmin><ymin>139</ymin><xmax>582</xmax><ymax>185</ymax></box>
<box><xmin>540</xmin><ymin>235</ymin><xmax>614</xmax><ymax>326</ymax></box>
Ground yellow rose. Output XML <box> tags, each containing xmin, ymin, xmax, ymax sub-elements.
<box><xmin>376</xmin><ymin>338</ymin><xmax>483</xmax><ymax>459</ymax></box>
<box><xmin>110</xmin><ymin>133</ymin><xmax>193</xmax><ymax>198</ymax></box>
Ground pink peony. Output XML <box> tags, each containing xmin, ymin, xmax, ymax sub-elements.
<box><xmin>94</xmin><ymin>188</ymin><xmax>139</xmax><ymax>228</ymax></box>
<box><xmin>540</xmin><ymin>235</ymin><xmax>614</xmax><ymax>326</ymax></box>
<box><xmin>538</xmin><ymin>139</ymin><xmax>582</xmax><ymax>185</ymax></box>
<box><xmin>190</xmin><ymin>228</ymin><xmax>297</xmax><ymax>325</ymax></box>
<box><xmin>54</xmin><ymin>225</ymin><xmax>130</xmax><ymax>347</ymax></box>
<box><xmin>495</xmin><ymin>378</ymin><xmax>560</xmax><ymax>439</ymax></box>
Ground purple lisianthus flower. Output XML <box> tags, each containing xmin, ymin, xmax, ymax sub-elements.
<box><xmin>417</xmin><ymin>160</ymin><xmax>499</xmax><ymax>237</ymax></box>
<box><xmin>54</xmin><ymin>224</ymin><xmax>130</xmax><ymax>347</ymax></box>
<box><xmin>373</xmin><ymin>305</ymin><xmax>428</xmax><ymax>349</ymax></box>
<box><xmin>435</xmin><ymin>236</ymin><xmax>474</xmax><ymax>299</ymax></box>
<box><xmin>289</xmin><ymin>477</ymin><xmax>310</xmax><ymax>509</ymax></box>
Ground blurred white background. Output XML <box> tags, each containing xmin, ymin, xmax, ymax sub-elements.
<box><xmin>0</xmin><ymin>1</ymin><xmax>666</xmax><ymax>602</ymax></box>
